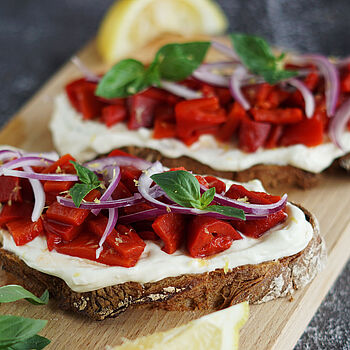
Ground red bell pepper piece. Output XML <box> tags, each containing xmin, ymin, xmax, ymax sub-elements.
<box><xmin>215</xmin><ymin>87</ymin><xmax>232</xmax><ymax>105</ymax></box>
<box><xmin>43</xmin><ymin>217</ymin><xmax>82</xmax><ymax>241</ymax></box>
<box><xmin>187</xmin><ymin>216</ymin><xmax>242</xmax><ymax>258</ymax></box>
<box><xmin>279</xmin><ymin>114</ymin><xmax>324</xmax><ymax>147</ymax></box>
<box><xmin>55</xmin><ymin>232</ymin><xmax>139</xmax><ymax>267</ymax></box>
<box><xmin>251</xmin><ymin>108</ymin><xmax>304</xmax><ymax>124</ymax></box>
<box><xmin>131</xmin><ymin>220</ymin><xmax>159</xmax><ymax>241</ymax></box>
<box><xmin>341</xmin><ymin>71</ymin><xmax>350</xmax><ymax>93</ymax></box>
<box><xmin>137</xmin><ymin>230</ymin><xmax>159</xmax><ymax>241</ymax></box>
<box><xmin>108</xmin><ymin>149</ymin><xmax>138</xmax><ymax>158</ymax></box>
<box><xmin>217</xmin><ymin>102</ymin><xmax>246</xmax><ymax>142</ymax></box>
<box><xmin>0</xmin><ymin>176</ymin><xmax>22</xmax><ymax>203</ymax></box>
<box><xmin>87</xmin><ymin>216</ymin><xmax>145</xmax><ymax>260</ymax></box>
<box><xmin>44</xmin><ymin>181</ymin><xmax>74</xmax><ymax>194</ymax></box>
<box><xmin>152</xmin><ymin>213</ymin><xmax>187</xmax><ymax>254</ymax></box>
<box><xmin>204</xmin><ymin>176</ymin><xmax>226</xmax><ymax>194</ymax></box>
<box><xmin>45</xmin><ymin>189</ymin><xmax>100</xmax><ymax>226</ymax></box>
<box><xmin>122</xmin><ymin>202</ymin><xmax>154</xmax><ymax>216</ymax></box>
<box><xmin>65</xmin><ymin>78</ymin><xmax>86</xmax><ymax>111</ymax></box>
<box><xmin>6</xmin><ymin>217</ymin><xmax>43</xmax><ymax>246</ymax></box>
<box><xmin>175</xmin><ymin>97</ymin><xmax>227</xmax><ymax>144</ymax></box>
<box><xmin>256</xmin><ymin>83</ymin><xmax>274</xmax><ymax>108</ymax></box>
<box><xmin>111</xmin><ymin>181</ymin><xmax>133</xmax><ymax>200</ymax></box>
<box><xmin>120</xmin><ymin>166</ymin><xmax>142</xmax><ymax>193</ymax></box>
<box><xmin>265</xmin><ymin>125</ymin><xmax>284</xmax><ymax>149</ymax></box>
<box><xmin>0</xmin><ymin>202</ymin><xmax>33</xmax><ymax>226</ymax></box>
<box><xmin>45</xmin><ymin>231</ymin><xmax>62</xmax><ymax>251</ymax></box>
<box><xmin>153</xmin><ymin>117</ymin><xmax>177</xmax><ymax>139</ymax></box>
<box><xmin>101</xmin><ymin>104</ymin><xmax>127</xmax><ymax>127</ymax></box>
<box><xmin>42</xmin><ymin>154</ymin><xmax>76</xmax><ymax>174</ymax></box>
<box><xmin>238</xmin><ymin>118</ymin><xmax>271</xmax><ymax>153</ymax></box>
<box><xmin>226</xmin><ymin>184</ymin><xmax>282</xmax><ymax>204</ymax></box>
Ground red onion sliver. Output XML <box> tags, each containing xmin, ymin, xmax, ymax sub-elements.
<box><xmin>96</xmin><ymin>208</ymin><xmax>118</xmax><ymax>259</ymax></box>
<box><xmin>57</xmin><ymin>193</ymin><xmax>143</xmax><ymax>209</ymax></box>
<box><xmin>329</xmin><ymin>97</ymin><xmax>350</xmax><ymax>149</ymax></box>
<box><xmin>192</xmin><ymin>70</ymin><xmax>230</xmax><ymax>87</ymax></box>
<box><xmin>23</xmin><ymin>166</ymin><xmax>45</xmax><ymax>222</ymax></box>
<box><xmin>229</xmin><ymin>66</ymin><xmax>251</xmax><ymax>110</ymax></box>
<box><xmin>91</xmin><ymin>166</ymin><xmax>121</xmax><ymax>216</ymax></box>
<box><xmin>2</xmin><ymin>169</ymin><xmax>78</xmax><ymax>182</ymax></box>
<box><xmin>211</xmin><ymin>41</ymin><xmax>239</xmax><ymax>60</ymax></box>
<box><xmin>289</xmin><ymin>54</ymin><xmax>339</xmax><ymax>117</ymax></box>
<box><xmin>160</xmin><ymin>81</ymin><xmax>202</xmax><ymax>99</ymax></box>
<box><xmin>71</xmin><ymin>56</ymin><xmax>101</xmax><ymax>83</ymax></box>
<box><xmin>84</xmin><ymin>156</ymin><xmax>151</xmax><ymax>172</ymax></box>
<box><xmin>0</xmin><ymin>156</ymin><xmax>55</xmax><ymax>173</ymax></box>
<box><xmin>118</xmin><ymin>208</ymin><xmax>167</xmax><ymax>224</ymax></box>
<box><xmin>288</xmin><ymin>78</ymin><xmax>315</xmax><ymax>118</ymax></box>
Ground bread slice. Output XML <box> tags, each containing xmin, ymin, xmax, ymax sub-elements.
<box><xmin>0</xmin><ymin>203</ymin><xmax>325</xmax><ymax>321</ymax></box>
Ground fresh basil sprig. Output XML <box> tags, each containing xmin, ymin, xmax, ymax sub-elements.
<box><xmin>230</xmin><ymin>33</ymin><xmax>298</xmax><ymax>84</ymax></box>
<box><xmin>0</xmin><ymin>285</ymin><xmax>48</xmax><ymax>305</ymax></box>
<box><xmin>150</xmin><ymin>170</ymin><xmax>245</xmax><ymax>220</ymax></box>
<box><xmin>96</xmin><ymin>42</ymin><xmax>210</xmax><ymax>98</ymax></box>
<box><xmin>69</xmin><ymin>161</ymin><xmax>101</xmax><ymax>207</ymax></box>
<box><xmin>0</xmin><ymin>285</ymin><xmax>50</xmax><ymax>349</ymax></box>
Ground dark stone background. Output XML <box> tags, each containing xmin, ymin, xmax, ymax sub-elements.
<box><xmin>0</xmin><ymin>1</ymin><xmax>349</xmax><ymax>349</ymax></box>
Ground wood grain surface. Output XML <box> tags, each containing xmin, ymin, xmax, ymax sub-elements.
<box><xmin>0</xmin><ymin>36</ymin><xmax>349</xmax><ymax>350</ymax></box>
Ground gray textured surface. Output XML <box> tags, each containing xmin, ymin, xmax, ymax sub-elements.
<box><xmin>0</xmin><ymin>1</ymin><xmax>349</xmax><ymax>349</ymax></box>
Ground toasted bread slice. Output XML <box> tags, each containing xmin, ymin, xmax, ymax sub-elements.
<box><xmin>0</xmin><ymin>203</ymin><xmax>325</xmax><ymax>321</ymax></box>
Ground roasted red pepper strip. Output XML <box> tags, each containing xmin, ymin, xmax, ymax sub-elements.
<box><xmin>0</xmin><ymin>202</ymin><xmax>33</xmax><ymax>227</ymax></box>
<box><xmin>152</xmin><ymin>213</ymin><xmax>187</xmax><ymax>254</ymax></box>
<box><xmin>265</xmin><ymin>125</ymin><xmax>284</xmax><ymax>149</ymax></box>
<box><xmin>120</xmin><ymin>166</ymin><xmax>142</xmax><ymax>194</ymax></box>
<box><xmin>55</xmin><ymin>232</ymin><xmax>138</xmax><ymax>267</ymax></box>
<box><xmin>6</xmin><ymin>217</ymin><xmax>43</xmax><ymax>246</ymax></box>
<box><xmin>43</xmin><ymin>217</ymin><xmax>82</xmax><ymax>241</ymax></box>
<box><xmin>187</xmin><ymin>216</ymin><xmax>242</xmax><ymax>258</ymax></box>
<box><xmin>87</xmin><ymin>216</ymin><xmax>145</xmax><ymax>260</ymax></box>
<box><xmin>45</xmin><ymin>231</ymin><xmax>62</xmax><ymax>251</ymax></box>
<box><xmin>251</xmin><ymin>108</ymin><xmax>303</xmax><ymax>124</ymax></box>
<box><xmin>204</xmin><ymin>176</ymin><xmax>226</xmax><ymax>194</ymax></box>
<box><xmin>0</xmin><ymin>176</ymin><xmax>22</xmax><ymax>203</ymax></box>
<box><xmin>42</xmin><ymin>154</ymin><xmax>76</xmax><ymax>174</ymax></box>
<box><xmin>101</xmin><ymin>104</ymin><xmax>127</xmax><ymax>127</ymax></box>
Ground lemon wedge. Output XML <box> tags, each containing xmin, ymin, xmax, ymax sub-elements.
<box><xmin>97</xmin><ymin>0</ymin><xmax>228</xmax><ymax>63</ymax></box>
<box><xmin>111</xmin><ymin>302</ymin><xmax>249</xmax><ymax>350</ymax></box>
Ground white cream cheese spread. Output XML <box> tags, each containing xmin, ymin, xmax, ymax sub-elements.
<box><xmin>0</xmin><ymin>179</ymin><xmax>314</xmax><ymax>293</ymax></box>
<box><xmin>50</xmin><ymin>93</ymin><xmax>350</xmax><ymax>172</ymax></box>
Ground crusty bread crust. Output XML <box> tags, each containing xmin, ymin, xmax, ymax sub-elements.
<box><xmin>0</xmin><ymin>204</ymin><xmax>325</xmax><ymax>320</ymax></box>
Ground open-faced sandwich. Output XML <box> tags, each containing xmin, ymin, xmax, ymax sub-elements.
<box><xmin>0</xmin><ymin>146</ymin><xmax>325</xmax><ymax>320</ymax></box>
<box><xmin>51</xmin><ymin>34</ymin><xmax>350</xmax><ymax>190</ymax></box>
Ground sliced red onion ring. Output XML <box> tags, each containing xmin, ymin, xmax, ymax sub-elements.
<box><xmin>288</xmin><ymin>78</ymin><xmax>315</xmax><ymax>118</ymax></box>
<box><xmin>119</xmin><ymin>208</ymin><xmax>167</xmax><ymax>224</ymax></box>
<box><xmin>211</xmin><ymin>41</ymin><xmax>239</xmax><ymax>60</ymax></box>
<box><xmin>96</xmin><ymin>208</ymin><xmax>118</xmax><ymax>259</ymax></box>
<box><xmin>91</xmin><ymin>166</ymin><xmax>121</xmax><ymax>216</ymax></box>
<box><xmin>329</xmin><ymin>97</ymin><xmax>350</xmax><ymax>149</ymax></box>
<box><xmin>0</xmin><ymin>150</ymin><xmax>21</xmax><ymax>162</ymax></box>
<box><xmin>0</xmin><ymin>156</ymin><xmax>55</xmax><ymax>173</ymax></box>
<box><xmin>160</xmin><ymin>81</ymin><xmax>202</xmax><ymax>99</ymax></box>
<box><xmin>2</xmin><ymin>169</ymin><xmax>78</xmax><ymax>181</ymax></box>
<box><xmin>229</xmin><ymin>66</ymin><xmax>251</xmax><ymax>110</ymax></box>
<box><xmin>192</xmin><ymin>70</ymin><xmax>230</xmax><ymax>87</ymax></box>
<box><xmin>23</xmin><ymin>166</ymin><xmax>45</xmax><ymax>222</ymax></box>
<box><xmin>289</xmin><ymin>54</ymin><xmax>339</xmax><ymax>117</ymax></box>
<box><xmin>57</xmin><ymin>193</ymin><xmax>143</xmax><ymax>209</ymax></box>
<box><xmin>84</xmin><ymin>156</ymin><xmax>151</xmax><ymax>172</ymax></box>
<box><xmin>71</xmin><ymin>56</ymin><xmax>101</xmax><ymax>83</ymax></box>
<box><xmin>200</xmin><ymin>185</ymin><xmax>287</xmax><ymax>215</ymax></box>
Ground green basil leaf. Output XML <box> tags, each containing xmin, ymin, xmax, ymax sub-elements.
<box><xmin>230</xmin><ymin>33</ymin><xmax>298</xmax><ymax>84</ymax></box>
<box><xmin>70</xmin><ymin>161</ymin><xmax>99</xmax><ymax>186</ymax></box>
<box><xmin>9</xmin><ymin>335</ymin><xmax>50</xmax><ymax>350</ymax></box>
<box><xmin>151</xmin><ymin>170</ymin><xmax>201</xmax><ymax>208</ymax></box>
<box><xmin>69</xmin><ymin>183</ymin><xmax>99</xmax><ymax>208</ymax></box>
<box><xmin>0</xmin><ymin>316</ymin><xmax>47</xmax><ymax>348</ymax></box>
<box><xmin>95</xmin><ymin>59</ymin><xmax>145</xmax><ymax>98</ymax></box>
<box><xmin>156</xmin><ymin>42</ymin><xmax>210</xmax><ymax>81</ymax></box>
<box><xmin>0</xmin><ymin>285</ymin><xmax>48</xmax><ymax>305</ymax></box>
<box><xmin>200</xmin><ymin>187</ymin><xmax>216</xmax><ymax>209</ymax></box>
<box><xmin>203</xmin><ymin>205</ymin><xmax>246</xmax><ymax>220</ymax></box>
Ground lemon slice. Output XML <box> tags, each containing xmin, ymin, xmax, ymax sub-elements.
<box><xmin>111</xmin><ymin>302</ymin><xmax>249</xmax><ymax>350</ymax></box>
<box><xmin>97</xmin><ymin>0</ymin><xmax>228</xmax><ymax>63</ymax></box>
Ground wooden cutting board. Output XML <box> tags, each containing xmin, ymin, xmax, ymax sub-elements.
<box><xmin>0</xmin><ymin>36</ymin><xmax>350</xmax><ymax>350</ymax></box>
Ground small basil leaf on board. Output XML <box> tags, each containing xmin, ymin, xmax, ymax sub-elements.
<box><xmin>0</xmin><ymin>315</ymin><xmax>47</xmax><ymax>348</ymax></box>
<box><xmin>0</xmin><ymin>285</ymin><xmax>48</xmax><ymax>305</ymax></box>
<box><xmin>95</xmin><ymin>59</ymin><xmax>145</xmax><ymax>98</ymax></box>
<box><xmin>151</xmin><ymin>170</ymin><xmax>201</xmax><ymax>208</ymax></box>
<box><xmin>69</xmin><ymin>183</ymin><xmax>99</xmax><ymax>208</ymax></box>
<box><xmin>9</xmin><ymin>335</ymin><xmax>50</xmax><ymax>350</ymax></box>
<box><xmin>70</xmin><ymin>161</ymin><xmax>99</xmax><ymax>186</ymax></box>
<box><xmin>156</xmin><ymin>42</ymin><xmax>211</xmax><ymax>81</ymax></box>
<box><xmin>230</xmin><ymin>33</ymin><xmax>297</xmax><ymax>84</ymax></box>
<box><xmin>203</xmin><ymin>205</ymin><xmax>246</xmax><ymax>220</ymax></box>
<box><xmin>200</xmin><ymin>187</ymin><xmax>216</xmax><ymax>209</ymax></box>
